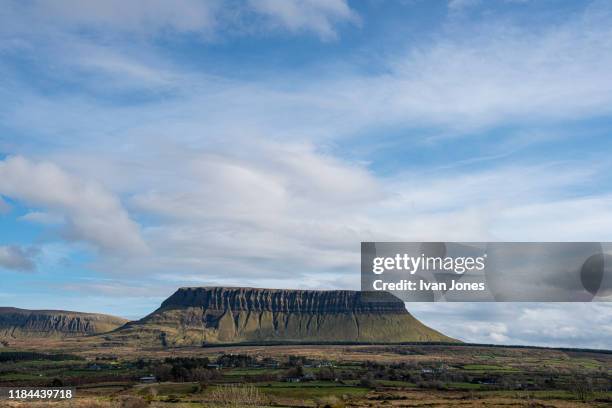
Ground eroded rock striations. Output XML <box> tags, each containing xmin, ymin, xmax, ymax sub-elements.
<box><xmin>0</xmin><ymin>307</ymin><xmax>128</xmax><ymax>338</ymax></box>
<box><xmin>113</xmin><ymin>287</ymin><xmax>455</xmax><ymax>346</ymax></box>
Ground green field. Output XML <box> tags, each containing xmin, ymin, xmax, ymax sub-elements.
<box><xmin>0</xmin><ymin>344</ymin><xmax>610</xmax><ymax>407</ymax></box>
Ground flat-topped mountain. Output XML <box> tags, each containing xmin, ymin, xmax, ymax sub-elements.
<box><xmin>111</xmin><ymin>287</ymin><xmax>455</xmax><ymax>346</ymax></box>
<box><xmin>160</xmin><ymin>287</ymin><xmax>412</xmax><ymax>313</ymax></box>
<box><xmin>0</xmin><ymin>307</ymin><xmax>128</xmax><ymax>338</ymax></box>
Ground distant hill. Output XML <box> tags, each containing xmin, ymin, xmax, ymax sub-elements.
<box><xmin>0</xmin><ymin>307</ymin><xmax>128</xmax><ymax>338</ymax></box>
<box><xmin>109</xmin><ymin>287</ymin><xmax>456</xmax><ymax>346</ymax></box>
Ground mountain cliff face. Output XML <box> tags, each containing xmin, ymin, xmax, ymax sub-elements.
<box><xmin>0</xmin><ymin>307</ymin><xmax>128</xmax><ymax>338</ymax></box>
<box><xmin>112</xmin><ymin>287</ymin><xmax>454</xmax><ymax>346</ymax></box>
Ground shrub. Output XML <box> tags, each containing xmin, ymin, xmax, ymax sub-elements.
<box><xmin>143</xmin><ymin>386</ymin><xmax>157</xmax><ymax>402</ymax></box>
<box><xmin>316</xmin><ymin>367</ymin><xmax>336</xmax><ymax>381</ymax></box>
<box><xmin>359</xmin><ymin>374</ymin><xmax>374</xmax><ymax>388</ymax></box>
<box><xmin>118</xmin><ymin>396</ymin><xmax>148</xmax><ymax>408</ymax></box>
<box><xmin>316</xmin><ymin>395</ymin><xmax>345</xmax><ymax>408</ymax></box>
<box><xmin>208</xmin><ymin>385</ymin><xmax>266</xmax><ymax>407</ymax></box>
<box><xmin>569</xmin><ymin>376</ymin><xmax>593</xmax><ymax>402</ymax></box>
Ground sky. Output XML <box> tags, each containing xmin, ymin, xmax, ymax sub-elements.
<box><xmin>1</xmin><ymin>0</ymin><xmax>611</xmax><ymax>349</ymax></box>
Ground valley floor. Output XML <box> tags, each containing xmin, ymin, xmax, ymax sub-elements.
<box><xmin>0</xmin><ymin>340</ymin><xmax>610</xmax><ymax>407</ymax></box>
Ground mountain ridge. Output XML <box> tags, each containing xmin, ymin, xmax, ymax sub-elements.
<box><xmin>159</xmin><ymin>286</ymin><xmax>410</xmax><ymax>313</ymax></box>
<box><xmin>110</xmin><ymin>287</ymin><xmax>456</xmax><ymax>346</ymax></box>
<box><xmin>0</xmin><ymin>307</ymin><xmax>128</xmax><ymax>338</ymax></box>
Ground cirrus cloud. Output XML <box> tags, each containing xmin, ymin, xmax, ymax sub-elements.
<box><xmin>2</xmin><ymin>0</ymin><xmax>358</xmax><ymax>41</ymax></box>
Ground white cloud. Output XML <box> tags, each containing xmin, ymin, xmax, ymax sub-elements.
<box><xmin>5</xmin><ymin>2</ymin><xmax>612</xmax><ymax>151</ymax></box>
<box><xmin>8</xmin><ymin>45</ymin><xmax>612</xmax><ymax>282</ymax></box>
<box><xmin>57</xmin><ymin>135</ymin><xmax>611</xmax><ymax>287</ymax></box>
<box><xmin>25</xmin><ymin>0</ymin><xmax>219</xmax><ymax>36</ymax></box>
<box><xmin>61</xmin><ymin>279</ymin><xmax>171</xmax><ymax>299</ymax></box>
<box><xmin>0</xmin><ymin>156</ymin><xmax>147</xmax><ymax>255</ymax></box>
<box><xmin>19</xmin><ymin>211</ymin><xmax>64</xmax><ymax>225</ymax></box>
<box><xmin>2</xmin><ymin>0</ymin><xmax>359</xmax><ymax>41</ymax></box>
<box><xmin>448</xmin><ymin>0</ymin><xmax>481</xmax><ymax>12</ymax></box>
<box><xmin>0</xmin><ymin>245</ymin><xmax>38</xmax><ymax>272</ymax></box>
<box><xmin>121</xmin><ymin>141</ymin><xmax>381</xmax><ymax>277</ymax></box>
<box><xmin>324</xmin><ymin>2</ymin><xmax>612</xmax><ymax>133</ymax></box>
<box><xmin>199</xmin><ymin>0</ymin><xmax>612</xmax><ymax>135</ymax></box>
<box><xmin>73</xmin><ymin>47</ymin><xmax>177</xmax><ymax>87</ymax></box>
<box><xmin>366</xmin><ymin>162</ymin><xmax>612</xmax><ymax>244</ymax></box>
<box><xmin>493</xmin><ymin>196</ymin><xmax>612</xmax><ymax>241</ymax></box>
<box><xmin>409</xmin><ymin>303</ymin><xmax>612</xmax><ymax>349</ymax></box>
<box><xmin>248</xmin><ymin>0</ymin><xmax>359</xmax><ymax>40</ymax></box>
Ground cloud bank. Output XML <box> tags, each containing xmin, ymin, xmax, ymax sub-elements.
<box><xmin>0</xmin><ymin>156</ymin><xmax>146</xmax><ymax>255</ymax></box>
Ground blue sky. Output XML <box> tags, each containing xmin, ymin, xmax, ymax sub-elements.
<box><xmin>1</xmin><ymin>0</ymin><xmax>612</xmax><ymax>348</ymax></box>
